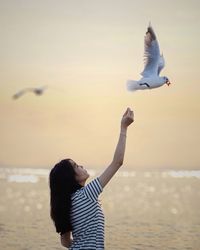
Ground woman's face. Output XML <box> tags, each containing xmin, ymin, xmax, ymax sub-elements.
<box><xmin>69</xmin><ymin>160</ymin><xmax>89</xmax><ymax>185</ymax></box>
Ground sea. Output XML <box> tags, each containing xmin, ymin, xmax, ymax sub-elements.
<box><xmin>0</xmin><ymin>167</ymin><xmax>200</xmax><ymax>250</ymax></box>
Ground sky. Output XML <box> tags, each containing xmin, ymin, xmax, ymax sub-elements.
<box><xmin>0</xmin><ymin>0</ymin><xmax>200</xmax><ymax>169</ymax></box>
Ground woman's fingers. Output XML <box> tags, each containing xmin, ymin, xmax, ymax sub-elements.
<box><xmin>123</xmin><ymin>107</ymin><xmax>129</xmax><ymax>117</ymax></box>
<box><xmin>130</xmin><ymin>110</ymin><xmax>134</xmax><ymax>119</ymax></box>
<box><xmin>127</xmin><ymin>108</ymin><xmax>133</xmax><ymax>117</ymax></box>
<box><xmin>127</xmin><ymin>109</ymin><xmax>134</xmax><ymax>123</ymax></box>
<box><xmin>123</xmin><ymin>107</ymin><xmax>131</xmax><ymax>117</ymax></box>
<box><xmin>122</xmin><ymin>108</ymin><xmax>134</xmax><ymax>126</ymax></box>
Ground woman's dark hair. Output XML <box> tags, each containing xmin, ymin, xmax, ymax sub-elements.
<box><xmin>49</xmin><ymin>159</ymin><xmax>82</xmax><ymax>235</ymax></box>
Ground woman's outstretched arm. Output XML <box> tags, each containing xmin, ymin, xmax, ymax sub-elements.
<box><xmin>98</xmin><ymin>107</ymin><xmax>134</xmax><ymax>188</ymax></box>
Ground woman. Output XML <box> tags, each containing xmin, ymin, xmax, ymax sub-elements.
<box><xmin>49</xmin><ymin>107</ymin><xmax>134</xmax><ymax>249</ymax></box>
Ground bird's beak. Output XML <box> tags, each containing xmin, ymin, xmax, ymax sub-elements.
<box><xmin>166</xmin><ymin>80</ymin><xmax>171</xmax><ymax>86</ymax></box>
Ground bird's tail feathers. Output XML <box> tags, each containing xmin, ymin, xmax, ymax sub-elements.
<box><xmin>126</xmin><ymin>80</ymin><xmax>140</xmax><ymax>92</ymax></box>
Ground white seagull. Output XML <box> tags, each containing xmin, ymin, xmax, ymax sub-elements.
<box><xmin>12</xmin><ymin>85</ymin><xmax>48</xmax><ymax>99</ymax></box>
<box><xmin>127</xmin><ymin>24</ymin><xmax>171</xmax><ymax>91</ymax></box>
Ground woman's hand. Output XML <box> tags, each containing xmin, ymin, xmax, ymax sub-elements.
<box><xmin>121</xmin><ymin>107</ymin><xmax>134</xmax><ymax>129</ymax></box>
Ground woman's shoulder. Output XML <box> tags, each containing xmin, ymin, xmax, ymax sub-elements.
<box><xmin>83</xmin><ymin>178</ymin><xmax>103</xmax><ymax>200</ymax></box>
<box><xmin>72</xmin><ymin>178</ymin><xmax>103</xmax><ymax>201</ymax></box>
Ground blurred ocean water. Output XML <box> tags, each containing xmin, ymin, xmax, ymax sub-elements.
<box><xmin>0</xmin><ymin>167</ymin><xmax>200</xmax><ymax>250</ymax></box>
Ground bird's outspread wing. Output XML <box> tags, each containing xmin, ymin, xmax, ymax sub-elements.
<box><xmin>12</xmin><ymin>88</ymin><xmax>35</xmax><ymax>99</ymax></box>
<box><xmin>12</xmin><ymin>89</ymin><xmax>28</xmax><ymax>99</ymax></box>
<box><xmin>141</xmin><ymin>25</ymin><xmax>160</xmax><ymax>77</ymax></box>
<box><xmin>157</xmin><ymin>54</ymin><xmax>165</xmax><ymax>75</ymax></box>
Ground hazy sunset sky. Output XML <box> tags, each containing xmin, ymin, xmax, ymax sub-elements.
<box><xmin>0</xmin><ymin>0</ymin><xmax>200</xmax><ymax>169</ymax></box>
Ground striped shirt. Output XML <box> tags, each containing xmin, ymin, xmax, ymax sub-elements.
<box><xmin>69</xmin><ymin>178</ymin><xmax>104</xmax><ymax>250</ymax></box>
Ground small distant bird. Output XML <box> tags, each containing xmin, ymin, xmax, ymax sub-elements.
<box><xmin>12</xmin><ymin>86</ymin><xmax>48</xmax><ymax>99</ymax></box>
<box><xmin>127</xmin><ymin>24</ymin><xmax>171</xmax><ymax>91</ymax></box>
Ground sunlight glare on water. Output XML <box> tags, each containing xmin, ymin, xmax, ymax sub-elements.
<box><xmin>0</xmin><ymin>167</ymin><xmax>200</xmax><ymax>249</ymax></box>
